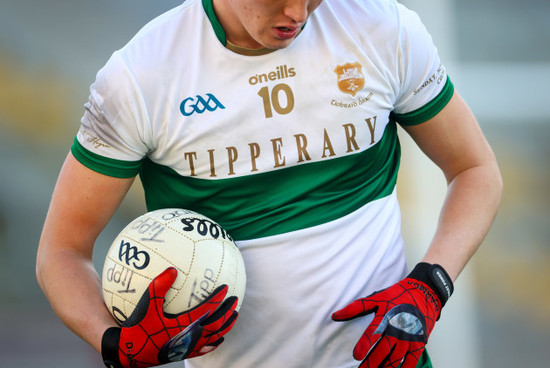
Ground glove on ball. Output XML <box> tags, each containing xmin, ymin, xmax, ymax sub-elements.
<box><xmin>102</xmin><ymin>267</ymin><xmax>238</xmax><ymax>368</ymax></box>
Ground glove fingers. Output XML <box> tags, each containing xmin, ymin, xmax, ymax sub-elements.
<box><xmin>174</xmin><ymin>285</ymin><xmax>229</xmax><ymax>323</ymax></box>
<box><xmin>202</xmin><ymin>296</ymin><xmax>239</xmax><ymax>334</ymax></box>
<box><xmin>195</xmin><ymin>284</ymin><xmax>228</xmax><ymax>312</ymax></box>
<box><xmin>194</xmin><ymin>303</ymin><xmax>239</xmax><ymax>354</ymax></box>
<box><xmin>332</xmin><ymin>299</ymin><xmax>378</xmax><ymax>321</ymax></box>
<box><xmin>358</xmin><ymin>335</ymin><xmax>392</xmax><ymax>367</ymax></box>
<box><xmin>352</xmin><ymin>314</ymin><xmax>384</xmax><ymax>360</ymax></box>
<box><xmin>200</xmin><ymin>298</ymin><xmax>239</xmax><ymax>343</ymax></box>
<box><xmin>399</xmin><ymin>348</ymin><xmax>424</xmax><ymax>368</ymax></box>
<box><xmin>354</xmin><ymin>335</ymin><xmax>377</xmax><ymax>362</ymax></box>
<box><xmin>198</xmin><ymin>338</ymin><xmax>223</xmax><ymax>355</ymax></box>
<box><xmin>186</xmin><ymin>337</ymin><xmax>224</xmax><ymax>359</ymax></box>
<box><xmin>384</xmin><ymin>341</ymin><xmax>410</xmax><ymax>368</ymax></box>
<box><xmin>204</xmin><ymin>310</ymin><xmax>238</xmax><ymax>339</ymax></box>
<box><xmin>203</xmin><ymin>296</ymin><xmax>238</xmax><ymax>325</ymax></box>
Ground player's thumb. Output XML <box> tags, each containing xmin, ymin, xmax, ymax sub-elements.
<box><xmin>332</xmin><ymin>299</ymin><xmax>377</xmax><ymax>321</ymax></box>
<box><xmin>122</xmin><ymin>268</ymin><xmax>178</xmax><ymax>327</ymax></box>
<box><xmin>151</xmin><ymin>267</ymin><xmax>178</xmax><ymax>299</ymax></box>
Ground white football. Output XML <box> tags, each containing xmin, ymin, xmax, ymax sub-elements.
<box><xmin>101</xmin><ymin>208</ymin><xmax>246</xmax><ymax>324</ymax></box>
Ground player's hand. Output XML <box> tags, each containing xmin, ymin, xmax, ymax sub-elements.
<box><xmin>101</xmin><ymin>267</ymin><xmax>239</xmax><ymax>368</ymax></box>
<box><xmin>331</xmin><ymin>263</ymin><xmax>453</xmax><ymax>368</ymax></box>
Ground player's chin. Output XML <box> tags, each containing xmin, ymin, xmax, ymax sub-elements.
<box><xmin>259</xmin><ymin>33</ymin><xmax>298</xmax><ymax>50</ymax></box>
<box><xmin>262</xmin><ymin>38</ymin><xmax>295</xmax><ymax>50</ymax></box>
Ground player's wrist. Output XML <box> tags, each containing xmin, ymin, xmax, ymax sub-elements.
<box><xmin>407</xmin><ymin>262</ymin><xmax>454</xmax><ymax>308</ymax></box>
<box><xmin>101</xmin><ymin>326</ymin><xmax>122</xmax><ymax>368</ymax></box>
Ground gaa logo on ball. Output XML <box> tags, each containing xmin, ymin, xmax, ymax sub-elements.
<box><xmin>102</xmin><ymin>208</ymin><xmax>246</xmax><ymax>324</ymax></box>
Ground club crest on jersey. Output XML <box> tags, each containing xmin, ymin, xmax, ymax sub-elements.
<box><xmin>334</xmin><ymin>62</ymin><xmax>365</xmax><ymax>96</ymax></box>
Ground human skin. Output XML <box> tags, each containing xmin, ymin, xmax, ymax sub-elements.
<box><xmin>212</xmin><ymin>0</ymin><xmax>324</xmax><ymax>49</ymax></box>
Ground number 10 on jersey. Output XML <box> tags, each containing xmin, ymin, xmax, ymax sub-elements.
<box><xmin>258</xmin><ymin>83</ymin><xmax>295</xmax><ymax>118</ymax></box>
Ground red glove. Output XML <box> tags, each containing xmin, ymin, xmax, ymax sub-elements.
<box><xmin>101</xmin><ymin>267</ymin><xmax>238</xmax><ymax>368</ymax></box>
<box><xmin>332</xmin><ymin>263</ymin><xmax>453</xmax><ymax>368</ymax></box>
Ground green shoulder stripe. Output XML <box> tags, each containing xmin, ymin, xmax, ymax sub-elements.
<box><xmin>71</xmin><ymin>137</ymin><xmax>142</xmax><ymax>178</ymax></box>
<box><xmin>392</xmin><ymin>77</ymin><xmax>454</xmax><ymax>126</ymax></box>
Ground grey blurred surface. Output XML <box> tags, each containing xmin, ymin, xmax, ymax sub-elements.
<box><xmin>1</xmin><ymin>1</ymin><xmax>549</xmax><ymax>367</ymax></box>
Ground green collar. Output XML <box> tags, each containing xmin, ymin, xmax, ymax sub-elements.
<box><xmin>202</xmin><ymin>0</ymin><xmax>227</xmax><ymax>45</ymax></box>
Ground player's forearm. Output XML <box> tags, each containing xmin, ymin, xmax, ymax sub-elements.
<box><xmin>36</xmin><ymin>247</ymin><xmax>116</xmax><ymax>353</ymax></box>
<box><xmin>421</xmin><ymin>160</ymin><xmax>503</xmax><ymax>281</ymax></box>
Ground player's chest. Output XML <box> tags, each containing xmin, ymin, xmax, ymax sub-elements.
<box><xmin>147</xmin><ymin>41</ymin><xmax>398</xmax><ymax>177</ymax></box>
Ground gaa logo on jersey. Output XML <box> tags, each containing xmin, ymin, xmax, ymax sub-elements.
<box><xmin>180</xmin><ymin>93</ymin><xmax>225</xmax><ymax>116</ymax></box>
<box><xmin>334</xmin><ymin>62</ymin><xmax>365</xmax><ymax>97</ymax></box>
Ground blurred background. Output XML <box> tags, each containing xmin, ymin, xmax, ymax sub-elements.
<box><xmin>0</xmin><ymin>0</ymin><xmax>548</xmax><ymax>367</ymax></box>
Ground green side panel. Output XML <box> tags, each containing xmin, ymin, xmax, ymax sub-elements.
<box><xmin>415</xmin><ymin>350</ymin><xmax>433</xmax><ymax>368</ymax></box>
<box><xmin>139</xmin><ymin>122</ymin><xmax>401</xmax><ymax>241</ymax></box>
<box><xmin>392</xmin><ymin>77</ymin><xmax>455</xmax><ymax>126</ymax></box>
<box><xmin>71</xmin><ymin>137</ymin><xmax>142</xmax><ymax>178</ymax></box>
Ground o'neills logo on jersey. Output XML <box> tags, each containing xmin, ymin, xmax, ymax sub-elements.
<box><xmin>334</xmin><ymin>62</ymin><xmax>365</xmax><ymax>96</ymax></box>
<box><xmin>248</xmin><ymin>64</ymin><xmax>296</xmax><ymax>85</ymax></box>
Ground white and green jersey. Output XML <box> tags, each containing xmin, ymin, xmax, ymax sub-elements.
<box><xmin>73</xmin><ymin>0</ymin><xmax>452</xmax><ymax>366</ymax></box>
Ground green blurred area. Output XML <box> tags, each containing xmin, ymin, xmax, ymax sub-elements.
<box><xmin>1</xmin><ymin>1</ymin><xmax>549</xmax><ymax>367</ymax></box>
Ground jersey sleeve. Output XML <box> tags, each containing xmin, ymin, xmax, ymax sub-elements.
<box><xmin>72</xmin><ymin>51</ymin><xmax>151</xmax><ymax>178</ymax></box>
<box><xmin>390</xmin><ymin>3</ymin><xmax>454</xmax><ymax>126</ymax></box>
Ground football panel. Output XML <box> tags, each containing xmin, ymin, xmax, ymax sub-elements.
<box><xmin>164</xmin><ymin>237</ymin><xmax>225</xmax><ymax>313</ymax></box>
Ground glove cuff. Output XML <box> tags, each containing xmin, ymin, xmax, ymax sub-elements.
<box><xmin>102</xmin><ymin>327</ymin><xmax>123</xmax><ymax>368</ymax></box>
<box><xmin>407</xmin><ymin>262</ymin><xmax>454</xmax><ymax>308</ymax></box>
